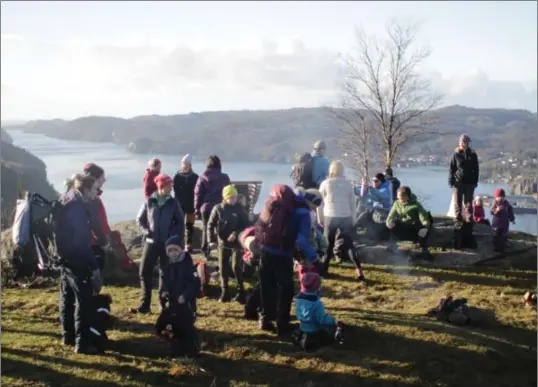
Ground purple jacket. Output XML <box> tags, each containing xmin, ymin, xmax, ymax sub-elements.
<box><xmin>58</xmin><ymin>189</ymin><xmax>98</xmax><ymax>271</ymax></box>
<box><xmin>490</xmin><ymin>199</ymin><xmax>515</xmax><ymax>231</ymax></box>
<box><xmin>137</xmin><ymin>194</ymin><xmax>185</xmax><ymax>245</ymax></box>
<box><xmin>194</xmin><ymin>168</ymin><xmax>231</xmax><ymax>214</ymax></box>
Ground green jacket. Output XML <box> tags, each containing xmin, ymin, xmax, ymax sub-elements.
<box><xmin>386</xmin><ymin>194</ymin><xmax>430</xmax><ymax>228</ymax></box>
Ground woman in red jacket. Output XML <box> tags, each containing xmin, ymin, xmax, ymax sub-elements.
<box><xmin>83</xmin><ymin>163</ymin><xmax>111</xmax><ymax>269</ymax></box>
<box><xmin>143</xmin><ymin>158</ymin><xmax>162</xmax><ymax>199</ymax></box>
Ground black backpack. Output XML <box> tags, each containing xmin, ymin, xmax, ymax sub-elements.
<box><xmin>291</xmin><ymin>153</ymin><xmax>316</xmax><ymax>189</ymax></box>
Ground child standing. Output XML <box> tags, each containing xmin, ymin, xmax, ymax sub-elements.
<box><xmin>490</xmin><ymin>189</ymin><xmax>515</xmax><ymax>253</ymax></box>
<box><xmin>208</xmin><ymin>185</ymin><xmax>249</xmax><ymax>303</ymax></box>
<box><xmin>292</xmin><ymin>272</ymin><xmax>343</xmax><ymax>352</ymax></box>
<box><xmin>473</xmin><ymin>196</ymin><xmax>490</xmax><ymax>225</ymax></box>
<box><xmin>156</xmin><ymin>235</ymin><xmax>200</xmax><ymax>358</ymax></box>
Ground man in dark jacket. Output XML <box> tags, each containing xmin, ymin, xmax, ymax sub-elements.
<box><xmin>194</xmin><ymin>155</ymin><xmax>231</xmax><ymax>258</ymax></box>
<box><xmin>173</xmin><ymin>154</ymin><xmax>199</xmax><ymax>251</ymax></box>
<box><xmin>448</xmin><ymin>134</ymin><xmax>479</xmax><ymax>221</ymax></box>
<box><xmin>384</xmin><ymin>167</ymin><xmax>401</xmax><ymax>204</ymax></box>
<box><xmin>131</xmin><ymin>174</ymin><xmax>185</xmax><ymax>314</ymax></box>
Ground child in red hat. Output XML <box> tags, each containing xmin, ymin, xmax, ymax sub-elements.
<box><xmin>490</xmin><ymin>188</ymin><xmax>515</xmax><ymax>253</ymax></box>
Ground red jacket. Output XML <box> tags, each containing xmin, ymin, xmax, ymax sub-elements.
<box><xmin>143</xmin><ymin>169</ymin><xmax>160</xmax><ymax>199</ymax></box>
<box><xmin>91</xmin><ymin>196</ymin><xmax>111</xmax><ymax>245</ymax></box>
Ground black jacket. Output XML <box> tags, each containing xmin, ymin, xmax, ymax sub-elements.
<box><xmin>208</xmin><ymin>202</ymin><xmax>249</xmax><ymax>245</ymax></box>
<box><xmin>448</xmin><ymin>148</ymin><xmax>479</xmax><ymax>187</ymax></box>
<box><xmin>173</xmin><ymin>171</ymin><xmax>199</xmax><ymax>214</ymax></box>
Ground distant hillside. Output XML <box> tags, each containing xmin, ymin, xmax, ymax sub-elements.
<box><xmin>0</xmin><ymin>138</ymin><xmax>58</xmax><ymax>227</ymax></box>
<box><xmin>4</xmin><ymin>105</ymin><xmax>537</xmax><ymax>164</ymax></box>
<box><xmin>1</xmin><ymin>128</ymin><xmax>13</xmax><ymax>144</ymax></box>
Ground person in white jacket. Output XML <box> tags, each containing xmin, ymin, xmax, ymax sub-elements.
<box><xmin>317</xmin><ymin>160</ymin><xmax>356</xmax><ymax>275</ymax></box>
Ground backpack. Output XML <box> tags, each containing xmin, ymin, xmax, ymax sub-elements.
<box><xmin>255</xmin><ymin>184</ymin><xmax>305</xmax><ymax>252</ymax></box>
<box><xmin>291</xmin><ymin>153</ymin><xmax>316</xmax><ymax>189</ymax></box>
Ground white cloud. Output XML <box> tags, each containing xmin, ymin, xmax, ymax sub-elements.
<box><xmin>1</xmin><ymin>34</ymin><xmax>536</xmax><ymax>120</ymax></box>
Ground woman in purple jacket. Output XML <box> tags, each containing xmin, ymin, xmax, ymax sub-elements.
<box><xmin>194</xmin><ymin>155</ymin><xmax>231</xmax><ymax>258</ymax></box>
<box><xmin>131</xmin><ymin>173</ymin><xmax>185</xmax><ymax>314</ymax></box>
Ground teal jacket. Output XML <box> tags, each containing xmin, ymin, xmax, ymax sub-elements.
<box><xmin>295</xmin><ymin>291</ymin><xmax>336</xmax><ymax>333</ymax></box>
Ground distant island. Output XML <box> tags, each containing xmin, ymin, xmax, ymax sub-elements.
<box><xmin>3</xmin><ymin>105</ymin><xmax>537</xmax><ymax>184</ymax></box>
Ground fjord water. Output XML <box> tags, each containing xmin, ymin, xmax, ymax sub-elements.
<box><xmin>7</xmin><ymin>130</ymin><xmax>537</xmax><ymax>235</ymax></box>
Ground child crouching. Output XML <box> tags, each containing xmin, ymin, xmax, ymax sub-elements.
<box><xmin>155</xmin><ymin>235</ymin><xmax>200</xmax><ymax>358</ymax></box>
<box><xmin>292</xmin><ymin>272</ymin><xmax>344</xmax><ymax>352</ymax></box>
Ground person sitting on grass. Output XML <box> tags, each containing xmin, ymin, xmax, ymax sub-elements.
<box><xmin>208</xmin><ymin>184</ymin><xmax>249</xmax><ymax>303</ymax></box>
<box><xmin>385</xmin><ymin>186</ymin><xmax>433</xmax><ymax>260</ymax></box>
<box><xmin>292</xmin><ymin>272</ymin><xmax>344</xmax><ymax>352</ymax></box>
<box><xmin>490</xmin><ymin>188</ymin><xmax>515</xmax><ymax>253</ymax></box>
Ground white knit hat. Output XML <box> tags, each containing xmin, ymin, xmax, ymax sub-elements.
<box><xmin>181</xmin><ymin>154</ymin><xmax>192</xmax><ymax>165</ymax></box>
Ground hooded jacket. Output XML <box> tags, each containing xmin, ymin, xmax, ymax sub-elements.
<box><xmin>491</xmin><ymin>199</ymin><xmax>515</xmax><ymax>230</ymax></box>
<box><xmin>137</xmin><ymin>193</ymin><xmax>185</xmax><ymax>245</ymax></box>
<box><xmin>165</xmin><ymin>252</ymin><xmax>197</xmax><ymax>302</ymax></box>
<box><xmin>295</xmin><ymin>291</ymin><xmax>336</xmax><ymax>333</ymax></box>
<box><xmin>194</xmin><ymin>168</ymin><xmax>231</xmax><ymax>215</ymax></box>
<box><xmin>143</xmin><ymin>169</ymin><xmax>160</xmax><ymax>199</ymax></box>
<box><xmin>386</xmin><ymin>194</ymin><xmax>431</xmax><ymax>228</ymax></box>
<box><xmin>58</xmin><ymin>189</ymin><xmax>98</xmax><ymax>271</ymax></box>
<box><xmin>366</xmin><ymin>180</ymin><xmax>392</xmax><ymax>210</ymax></box>
<box><xmin>173</xmin><ymin>170</ymin><xmax>199</xmax><ymax>214</ymax></box>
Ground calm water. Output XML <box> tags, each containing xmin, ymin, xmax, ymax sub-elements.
<box><xmin>7</xmin><ymin>130</ymin><xmax>537</xmax><ymax>235</ymax></box>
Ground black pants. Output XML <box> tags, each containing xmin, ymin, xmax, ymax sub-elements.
<box><xmin>292</xmin><ymin>328</ymin><xmax>334</xmax><ymax>352</ymax></box>
<box><xmin>324</xmin><ymin>216</ymin><xmax>354</xmax><ymax>274</ymax></box>
<box><xmin>391</xmin><ymin>222</ymin><xmax>429</xmax><ymax>248</ymax></box>
<box><xmin>139</xmin><ymin>242</ymin><xmax>168</xmax><ymax>308</ymax></box>
<box><xmin>259</xmin><ymin>250</ymin><xmax>294</xmax><ymax>325</ymax></box>
<box><xmin>59</xmin><ymin>267</ymin><xmax>93</xmax><ymax>348</ymax></box>
<box><xmin>92</xmin><ymin>246</ymin><xmax>105</xmax><ymax>271</ymax></box>
<box><xmin>185</xmin><ymin>213</ymin><xmax>196</xmax><ymax>247</ymax></box>
<box><xmin>452</xmin><ymin>184</ymin><xmax>475</xmax><ymax>220</ymax></box>
<box><xmin>245</xmin><ymin>282</ymin><xmax>261</xmax><ymax>318</ymax></box>
<box><xmin>493</xmin><ymin>228</ymin><xmax>508</xmax><ymax>252</ymax></box>
<box><xmin>201</xmin><ymin>210</ymin><xmax>212</xmax><ymax>256</ymax></box>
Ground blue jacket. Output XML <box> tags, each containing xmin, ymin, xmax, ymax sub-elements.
<box><xmin>58</xmin><ymin>189</ymin><xmax>98</xmax><ymax>271</ymax></box>
<box><xmin>262</xmin><ymin>194</ymin><xmax>317</xmax><ymax>261</ymax></box>
<box><xmin>355</xmin><ymin>181</ymin><xmax>392</xmax><ymax>210</ymax></box>
<box><xmin>295</xmin><ymin>292</ymin><xmax>336</xmax><ymax>333</ymax></box>
<box><xmin>137</xmin><ymin>193</ymin><xmax>185</xmax><ymax>245</ymax></box>
<box><xmin>311</xmin><ymin>152</ymin><xmax>330</xmax><ymax>187</ymax></box>
<box><xmin>164</xmin><ymin>252</ymin><xmax>197</xmax><ymax>301</ymax></box>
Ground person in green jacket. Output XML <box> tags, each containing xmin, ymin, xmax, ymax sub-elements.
<box><xmin>385</xmin><ymin>186</ymin><xmax>433</xmax><ymax>260</ymax></box>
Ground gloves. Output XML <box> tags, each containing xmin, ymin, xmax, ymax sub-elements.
<box><xmin>418</xmin><ymin>228</ymin><xmax>428</xmax><ymax>238</ymax></box>
<box><xmin>91</xmin><ymin>269</ymin><xmax>103</xmax><ymax>294</ymax></box>
<box><xmin>386</xmin><ymin>220</ymin><xmax>396</xmax><ymax>229</ymax></box>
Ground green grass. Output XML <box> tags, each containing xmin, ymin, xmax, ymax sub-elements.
<box><xmin>2</xmin><ymin>261</ymin><xmax>537</xmax><ymax>387</ymax></box>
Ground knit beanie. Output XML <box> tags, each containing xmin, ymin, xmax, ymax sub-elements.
<box><xmin>494</xmin><ymin>188</ymin><xmax>505</xmax><ymax>198</ymax></box>
<box><xmin>304</xmin><ymin>189</ymin><xmax>323</xmax><ymax>209</ymax></box>
<box><xmin>181</xmin><ymin>154</ymin><xmax>192</xmax><ymax>165</ymax></box>
<box><xmin>148</xmin><ymin>158</ymin><xmax>161</xmax><ymax>169</ymax></box>
<box><xmin>154</xmin><ymin>173</ymin><xmax>173</xmax><ymax>189</ymax></box>
<box><xmin>83</xmin><ymin>163</ymin><xmax>105</xmax><ymax>180</ymax></box>
<box><xmin>222</xmin><ymin>185</ymin><xmax>238</xmax><ymax>201</ymax></box>
<box><xmin>165</xmin><ymin>235</ymin><xmax>184</xmax><ymax>250</ymax></box>
<box><xmin>301</xmin><ymin>272</ymin><xmax>321</xmax><ymax>293</ymax></box>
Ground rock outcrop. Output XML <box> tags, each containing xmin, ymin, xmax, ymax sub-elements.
<box><xmin>511</xmin><ymin>177</ymin><xmax>537</xmax><ymax>196</ymax></box>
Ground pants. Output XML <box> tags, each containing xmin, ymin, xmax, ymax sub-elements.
<box><xmin>218</xmin><ymin>244</ymin><xmax>244</xmax><ymax>289</ymax></box>
<box><xmin>92</xmin><ymin>246</ymin><xmax>105</xmax><ymax>271</ymax></box>
<box><xmin>452</xmin><ymin>184</ymin><xmax>475</xmax><ymax>220</ymax></box>
<box><xmin>324</xmin><ymin>216</ymin><xmax>354</xmax><ymax>273</ymax></box>
<box><xmin>259</xmin><ymin>250</ymin><xmax>294</xmax><ymax>325</ymax></box>
<box><xmin>139</xmin><ymin>242</ymin><xmax>168</xmax><ymax>308</ymax></box>
<box><xmin>493</xmin><ymin>228</ymin><xmax>508</xmax><ymax>252</ymax></box>
<box><xmin>292</xmin><ymin>328</ymin><xmax>334</xmax><ymax>352</ymax></box>
<box><xmin>59</xmin><ymin>267</ymin><xmax>93</xmax><ymax>348</ymax></box>
<box><xmin>244</xmin><ymin>282</ymin><xmax>261</xmax><ymax>318</ymax></box>
<box><xmin>185</xmin><ymin>213</ymin><xmax>196</xmax><ymax>246</ymax></box>
<box><xmin>201</xmin><ymin>210</ymin><xmax>212</xmax><ymax>256</ymax></box>
<box><xmin>391</xmin><ymin>222</ymin><xmax>429</xmax><ymax>248</ymax></box>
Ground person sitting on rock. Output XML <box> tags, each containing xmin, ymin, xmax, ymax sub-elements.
<box><xmin>490</xmin><ymin>188</ymin><xmax>515</xmax><ymax>253</ymax></box>
<box><xmin>472</xmin><ymin>196</ymin><xmax>490</xmax><ymax>225</ymax></box>
<box><xmin>355</xmin><ymin>173</ymin><xmax>392</xmax><ymax>221</ymax></box>
<box><xmin>385</xmin><ymin>186</ymin><xmax>433</xmax><ymax>260</ymax></box>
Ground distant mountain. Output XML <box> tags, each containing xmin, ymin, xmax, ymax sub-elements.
<box><xmin>1</xmin><ymin>128</ymin><xmax>13</xmax><ymax>144</ymax></box>
<box><xmin>4</xmin><ymin>105</ymin><xmax>536</xmax><ymax>164</ymax></box>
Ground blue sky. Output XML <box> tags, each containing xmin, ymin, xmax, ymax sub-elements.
<box><xmin>1</xmin><ymin>1</ymin><xmax>536</xmax><ymax>119</ymax></box>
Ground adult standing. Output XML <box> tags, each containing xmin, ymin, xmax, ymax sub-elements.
<box><xmin>255</xmin><ymin>184</ymin><xmax>317</xmax><ymax>335</ymax></box>
<box><xmin>83</xmin><ymin>163</ymin><xmax>111</xmax><ymax>270</ymax></box>
<box><xmin>59</xmin><ymin>174</ymin><xmax>103</xmax><ymax>355</ymax></box>
<box><xmin>317</xmin><ymin>160</ymin><xmax>356</xmax><ymax>276</ymax></box>
<box><xmin>131</xmin><ymin>173</ymin><xmax>184</xmax><ymax>314</ymax></box>
<box><xmin>143</xmin><ymin>158</ymin><xmax>162</xmax><ymax>200</ymax></box>
<box><xmin>311</xmin><ymin>140</ymin><xmax>330</xmax><ymax>188</ymax></box>
<box><xmin>194</xmin><ymin>155</ymin><xmax>230</xmax><ymax>258</ymax></box>
<box><xmin>173</xmin><ymin>154</ymin><xmax>199</xmax><ymax>251</ymax></box>
<box><xmin>448</xmin><ymin>134</ymin><xmax>479</xmax><ymax>220</ymax></box>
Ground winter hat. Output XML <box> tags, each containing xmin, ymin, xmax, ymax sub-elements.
<box><xmin>494</xmin><ymin>188</ymin><xmax>506</xmax><ymax>198</ymax></box>
<box><xmin>459</xmin><ymin>134</ymin><xmax>471</xmax><ymax>144</ymax></box>
<box><xmin>473</xmin><ymin>196</ymin><xmax>483</xmax><ymax>205</ymax></box>
<box><xmin>181</xmin><ymin>154</ymin><xmax>192</xmax><ymax>165</ymax></box>
<box><xmin>373</xmin><ymin>173</ymin><xmax>385</xmax><ymax>183</ymax></box>
<box><xmin>165</xmin><ymin>234</ymin><xmax>184</xmax><ymax>250</ymax></box>
<box><xmin>154</xmin><ymin>173</ymin><xmax>173</xmax><ymax>189</ymax></box>
<box><xmin>301</xmin><ymin>272</ymin><xmax>321</xmax><ymax>293</ymax></box>
<box><xmin>83</xmin><ymin>163</ymin><xmax>105</xmax><ymax>180</ymax></box>
<box><xmin>304</xmin><ymin>189</ymin><xmax>323</xmax><ymax>209</ymax></box>
<box><xmin>222</xmin><ymin>185</ymin><xmax>238</xmax><ymax>201</ymax></box>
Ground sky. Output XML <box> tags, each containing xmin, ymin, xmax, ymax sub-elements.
<box><xmin>1</xmin><ymin>1</ymin><xmax>537</xmax><ymax>120</ymax></box>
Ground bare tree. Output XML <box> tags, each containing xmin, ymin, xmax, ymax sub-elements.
<box><xmin>339</xmin><ymin>20</ymin><xmax>443</xmax><ymax>169</ymax></box>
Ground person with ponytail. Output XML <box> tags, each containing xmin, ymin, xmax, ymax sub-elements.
<box><xmin>59</xmin><ymin>173</ymin><xmax>103</xmax><ymax>355</ymax></box>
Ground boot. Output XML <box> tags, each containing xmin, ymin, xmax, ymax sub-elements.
<box><xmin>219</xmin><ymin>287</ymin><xmax>230</xmax><ymax>303</ymax></box>
<box><xmin>356</xmin><ymin>269</ymin><xmax>365</xmax><ymax>282</ymax></box>
<box><xmin>258</xmin><ymin>317</ymin><xmax>275</xmax><ymax>332</ymax></box>
<box><xmin>233</xmin><ymin>287</ymin><xmax>246</xmax><ymax>304</ymax></box>
<box><xmin>74</xmin><ymin>343</ymin><xmax>100</xmax><ymax>355</ymax></box>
